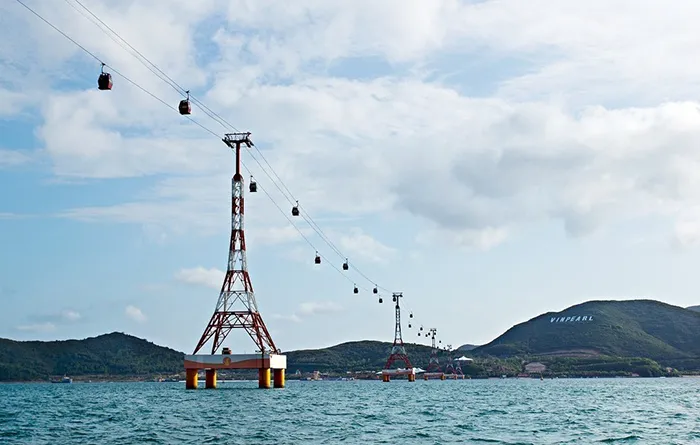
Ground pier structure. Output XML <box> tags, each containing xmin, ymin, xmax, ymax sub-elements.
<box><xmin>423</xmin><ymin>328</ymin><xmax>445</xmax><ymax>380</ymax></box>
<box><xmin>381</xmin><ymin>293</ymin><xmax>415</xmax><ymax>382</ymax></box>
<box><xmin>184</xmin><ymin>132</ymin><xmax>286</xmax><ymax>389</ymax></box>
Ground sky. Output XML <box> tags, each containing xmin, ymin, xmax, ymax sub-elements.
<box><xmin>3</xmin><ymin>0</ymin><xmax>700</xmax><ymax>354</ymax></box>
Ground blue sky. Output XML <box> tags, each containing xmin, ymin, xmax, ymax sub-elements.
<box><xmin>3</xmin><ymin>0</ymin><xmax>700</xmax><ymax>354</ymax></box>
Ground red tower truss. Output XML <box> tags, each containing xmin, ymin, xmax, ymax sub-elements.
<box><xmin>425</xmin><ymin>328</ymin><xmax>441</xmax><ymax>372</ymax></box>
<box><xmin>384</xmin><ymin>293</ymin><xmax>413</xmax><ymax>370</ymax></box>
<box><xmin>444</xmin><ymin>344</ymin><xmax>455</xmax><ymax>374</ymax></box>
<box><xmin>192</xmin><ymin>132</ymin><xmax>278</xmax><ymax>355</ymax></box>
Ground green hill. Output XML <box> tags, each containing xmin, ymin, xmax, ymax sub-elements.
<box><xmin>472</xmin><ymin>299</ymin><xmax>700</xmax><ymax>364</ymax></box>
<box><xmin>285</xmin><ymin>341</ymin><xmax>437</xmax><ymax>373</ymax></box>
<box><xmin>0</xmin><ymin>332</ymin><xmax>184</xmax><ymax>381</ymax></box>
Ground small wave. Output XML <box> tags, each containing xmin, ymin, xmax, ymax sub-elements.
<box><xmin>599</xmin><ymin>435</ymin><xmax>642</xmax><ymax>443</ymax></box>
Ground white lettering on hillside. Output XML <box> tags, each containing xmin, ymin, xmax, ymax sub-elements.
<box><xmin>549</xmin><ymin>315</ymin><xmax>594</xmax><ymax>323</ymax></box>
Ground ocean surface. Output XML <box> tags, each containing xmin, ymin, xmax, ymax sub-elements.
<box><xmin>1</xmin><ymin>377</ymin><xmax>699</xmax><ymax>444</ymax></box>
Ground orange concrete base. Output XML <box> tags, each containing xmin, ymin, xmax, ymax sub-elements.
<box><xmin>273</xmin><ymin>369</ymin><xmax>285</xmax><ymax>388</ymax></box>
<box><xmin>186</xmin><ymin>369</ymin><xmax>198</xmax><ymax>390</ymax></box>
<box><xmin>205</xmin><ymin>369</ymin><xmax>217</xmax><ymax>389</ymax></box>
<box><xmin>258</xmin><ymin>368</ymin><xmax>271</xmax><ymax>389</ymax></box>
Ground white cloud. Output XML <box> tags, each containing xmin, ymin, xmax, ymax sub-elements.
<box><xmin>125</xmin><ymin>305</ymin><xmax>147</xmax><ymax>323</ymax></box>
<box><xmin>0</xmin><ymin>149</ymin><xmax>31</xmax><ymax>168</ymax></box>
<box><xmin>6</xmin><ymin>0</ymin><xmax>700</xmax><ymax>252</ymax></box>
<box><xmin>16</xmin><ymin>322</ymin><xmax>55</xmax><ymax>333</ymax></box>
<box><xmin>60</xmin><ymin>310</ymin><xmax>81</xmax><ymax>322</ymax></box>
<box><xmin>337</xmin><ymin>229</ymin><xmax>396</xmax><ymax>263</ymax></box>
<box><xmin>272</xmin><ymin>301</ymin><xmax>344</xmax><ymax>324</ymax></box>
<box><xmin>298</xmin><ymin>301</ymin><xmax>344</xmax><ymax>316</ymax></box>
<box><xmin>270</xmin><ymin>313</ymin><xmax>302</xmax><ymax>323</ymax></box>
<box><xmin>174</xmin><ymin>267</ymin><xmax>224</xmax><ymax>289</ymax></box>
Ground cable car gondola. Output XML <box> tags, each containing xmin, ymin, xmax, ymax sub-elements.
<box><xmin>378</xmin><ymin>297</ymin><xmax>383</xmax><ymax>303</ymax></box>
<box><xmin>342</xmin><ymin>259</ymin><xmax>349</xmax><ymax>271</ymax></box>
<box><xmin>292</xmin><ymin>200</ymin><xmax>299</xmax><ymax>216</ymax></box>
<box><xmin>353</xmin><ymin>285</ymin><xmax>358</xmax><ymax>294</ymax></box>
<box><xmin>409</xmin><ymin>312</ymin><xmax>413</xmax><ymax>318</ymax></box>
<box><xmin>249</xmin><ymin>176</ymin><xmax>257</xmax><ymax>193</ymax></box>
<box><xmin>314</xmin><ymin>251</ymin><xmax>321</xmax><ymax>264</ymax></box>
<box><xmin>408</xmin><ymin>323</ymin><xmax>412</xmax><ymax>328</ymax></box>
<box><xmin>373</xmin><ymin>286</ymin><xmax>378</xmax><ymax>294</ymax></box>
<box><xmin>97</xmin><ymin>63</ymin><xmax>112</xmax><ymax>90</ymax></box>
<box><xmin>179</xmin><ymin>90</ymin><xmax>192</xmax><ymax>115</ymax></box>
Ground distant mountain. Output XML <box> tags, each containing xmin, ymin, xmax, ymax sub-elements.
<box><xmin>688</xmin><ymin>305</ymin><xmax>700</xmax><ymax>313</ymax></box>
<box><xmin>0</xmin><ymin>332</ymin><xmax>184</xmax><ymax>381</ymax></box>
<box><xmin>472</xmin><ymin>299</ymin><xmax>700</xmax><ymax>362</ymax></box>
<box><xmin>457</xmin><ymin>344</ymin><xmax>478</xmax><ymax>351</ymax></box>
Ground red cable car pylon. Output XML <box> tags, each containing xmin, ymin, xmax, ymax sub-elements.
<box><xmin>426</xmin><ymin>328</ymin><xmax>440</xmax><ymax>372</ymax></box>
<box><xmin>381</xmin><ymin>293</ymin><xmax>415</xmax><ymax>382</ymax></box>
<box><xmin>192</xmin><ymin>132</ymin><xmax>278</xmax><ymax>355</ymax></box>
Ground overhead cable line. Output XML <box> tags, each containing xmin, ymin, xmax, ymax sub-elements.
<box><xmin>14</xmin><ymin>0</ymin><xmax>375</xmax><ymax>296</ymax></box>
<box><xmin>57</xmin><ymin>0</ymin><xmax>396</xmax><ymax>294</ymax></box>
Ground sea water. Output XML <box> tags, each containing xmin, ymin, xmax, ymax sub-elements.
<box><xmin>1</xmin><ymin>377</ymin><xmax>699</xmax><ymax>444</ymax></box>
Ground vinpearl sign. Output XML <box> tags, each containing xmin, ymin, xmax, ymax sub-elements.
<box><xmin>550</xmin><ymin>315</ymin><xmax>594</xmax><ymax>323</ymax></box>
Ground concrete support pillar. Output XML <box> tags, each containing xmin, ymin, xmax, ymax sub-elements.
<box><xmin>185</xmin><ymin>369</ymin><xmax>198</xmax><ymax>390</ymax></box>
<box><xmin>382</xmin><ymin>374</ymin><xmax>390</xmax><ymax>382</ymax></box>
<box><xmin>441</xmin><ymin>374</ymin><xmax>446</xmax><ymax>380</ymax></box>
<box><xmin>258</xmin><ymin>368</ymin><xmax>271</xmax><ymax>389</ymax></box>
<box><xmin>205</xmin><ymin>369</ymin><xmax>217</xmax><ymax>389</ymax></box>
<box><xmin>273</xmin><ymin>369</ymin><xmax>285</xmax><ymax>388</ymax></box>
<box><xmin>408</xmin><ymin>373</ymin><xmax>415</xmax><ymax>382</ymax></box>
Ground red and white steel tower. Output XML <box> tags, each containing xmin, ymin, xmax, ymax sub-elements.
<box><xmin>426</xmin><ymin>328</ymin><xmax>441</xmax><ymax>372</ymax></box>
<box><xmin>381</xmin><ymin>292</ymin><xmax>415</xmax><ymax>382</ymax></box>
<box><xmin>192</xmin><ymin>132</ymin><xmax>278</xmax><ymax>356</ymax></box>
<box><xmin>443</xmin><ymin>344</ymin><xmax>455</xmax><ymax>375</ymax></box>
<box><xmin>184</xmin><ymin>132</ymin><xmax>286</xmax><ymax>391</ymax></box>
<box><xmin>384</xmin><ymin>293</ymin><xmax>412</xmax><ymax>370</ymax></box>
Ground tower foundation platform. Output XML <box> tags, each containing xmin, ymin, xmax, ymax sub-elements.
<box><xmin>184</xmin><ymin>353</ymin><xmax>286</xmax><ymax>389</ymax></box>
<box><xmin>381</xmin><ymin>368</ymin><xmax>416</xmax><ymax>382</ymax></box>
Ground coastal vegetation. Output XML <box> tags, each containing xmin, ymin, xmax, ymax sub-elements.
<box><xmin>1</xmin><ymin>300</ymin><xmax>699</xmax><ymax>381</ymax></box>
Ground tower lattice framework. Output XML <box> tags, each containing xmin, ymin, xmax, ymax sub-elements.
<box><xmin>444</xmin><ymin>344</ymin><xmax>455</xmax><ymax>374</ymax></box>
<box><xmin>426</xmin><ymin>328</ymin><xmax>441</xmax><ymax>372</ymax></box>
<box><xmin>384</xmin><ymin>293</ymin><xmax>413</xmax><ymax>369</ymax></box>
<box><xmin>192</xmin><ymin>132</ymin><xmax>278</xmax><ymax>355</ymax></box>
<box><xmin>455</xmin><ymin>358</ymin><xmax>464</xmax><ymax>376</ymax></box>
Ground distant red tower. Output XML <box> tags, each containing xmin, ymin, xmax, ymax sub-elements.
<box><xmin>192</xmin><ymin>132</ymin><xmax>278</xmax><ymax>355</ymax></box>
<box><xmin>444</xmin><ymin>345</ymin><xmax>455</xmax><ymax>374</ymax></box>
<box><xmin>384</xmin><ymin>292</ymin><xmax>412</xmax><ymax>370</ymax></box>
<box><xmin>425</xmin><ymin>328</ymin><xmax>441</xmax><ymax>372</ymax></box>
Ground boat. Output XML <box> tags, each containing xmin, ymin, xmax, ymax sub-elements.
<box><xmin>51</xmin><ymin>376</ymin><xmax>72</xmax><ymax>384</ymax></box>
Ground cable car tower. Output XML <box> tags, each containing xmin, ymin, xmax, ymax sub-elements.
<box><xmin>381</xmin><ymin>293</ymin><xmax>415</xmax><ymax>382</ymax></box>
<box><xmin>423</xmin><ymin>328</ymin><xmax>445</xmax><ymax>380</ymax></box>
<box><xmin>443</xmin><ymin>344</ymin><xmax>456</xmax><ymax>376</ymax></box>
<box><xmin>183</xmin><ymin>132</ymin><xmax>286</xmax><ymax>390</ymax></box>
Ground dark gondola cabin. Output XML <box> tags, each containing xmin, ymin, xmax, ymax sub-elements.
<box><xmin>378</xmin><ymin>297</ymin><xmax>383</xmax><ymax>303</ymax></box>
<box><xmin>179</xmin><ymin>98</ymin><xmax>191</xmax><ymax>115</ymax></box>
<box><xmin>292</xmin><ymin>200</ymin><xmax>300</xmax><ymax>216</ymax></box>
<box><xmin>373</xmin><ymin>286</ymin><xmax>378</xmax><ymax>294</ymax></box>
<box><xmin>179</xmin><ymin>90</ymin><xmax>192</xmax><ymax>115</ymax></box>
<box><xmin>342</xmin><ymin>260</ymin><xmax>349</xmax><ymax>270</ymax></box>
<box><xmin>353</xmin><ymin>285</ymin><xmax>358</xmax><ymax>294</ymax></box>
<box><xmin>249</xmin><ymin>176</ymin><xmax>257</xmax><ymax>193</ymax></box>
<box><xmin>314</xmin><ymin>252</ymin><xmax>321</xmax><ymax>264</ymax></box>
<box><xmin>97</xmin><ymin>63</ymin><xmax>112</xmax><ymax>90</ymax></box>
